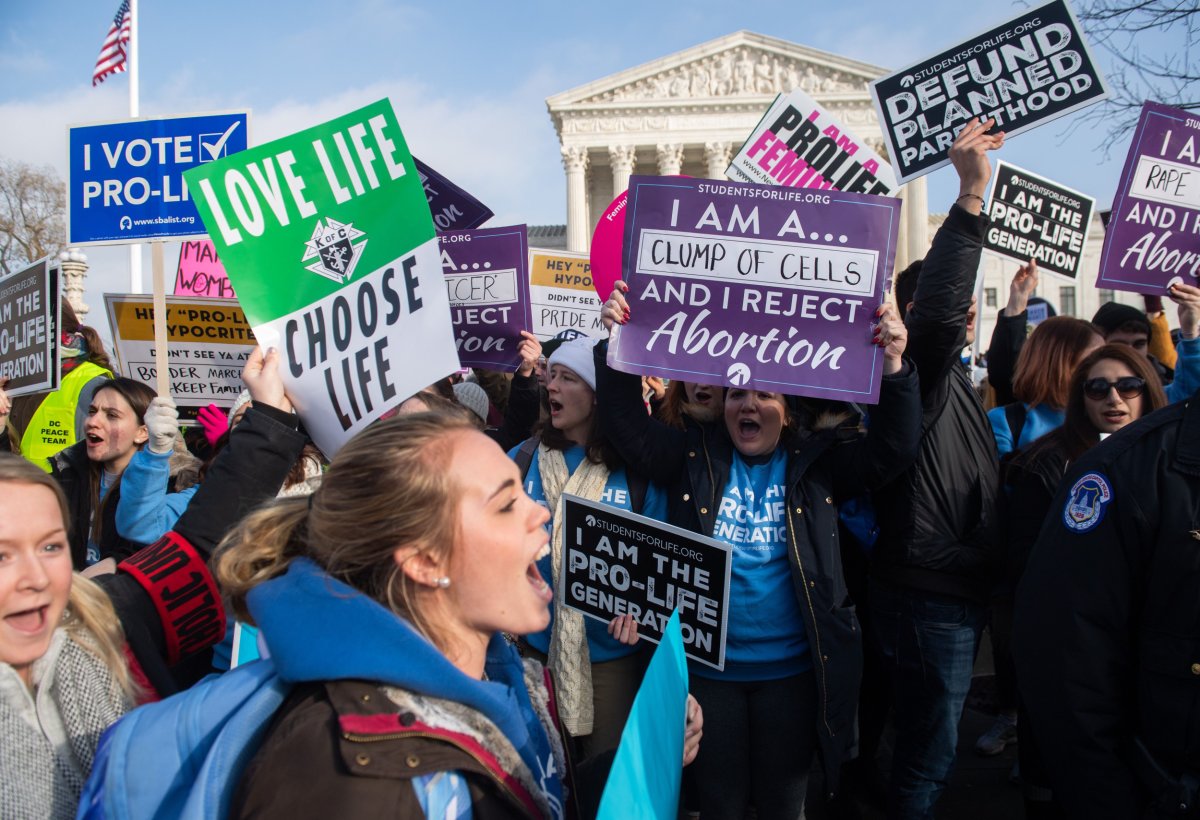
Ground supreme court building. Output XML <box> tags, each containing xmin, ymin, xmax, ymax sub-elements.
<box><xmin>543</xmin><ymin>31</ymin><xmax>1147</xmax><ymax>354</ymax></box>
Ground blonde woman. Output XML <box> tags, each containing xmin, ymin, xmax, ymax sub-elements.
<box><xmin>0</xmin><ymin>349</ymin><xmax>306</xmax><ymax>818</ymax></box>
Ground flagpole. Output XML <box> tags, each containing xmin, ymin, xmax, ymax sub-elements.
<box><xmin>128</xmin><ymin>0</ymin><xmax>142</xmax><ymax>293</ymax></box>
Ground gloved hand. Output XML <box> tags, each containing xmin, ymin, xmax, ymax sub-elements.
<box><xmin>196</xmin><ymin>402</ymin><xmax>229</xmax><ymax>447</ymax></box>
<box><xmin>145</xmin><ymin>397</ymin><xmax>180</xmax><ymax>455</ymax></box>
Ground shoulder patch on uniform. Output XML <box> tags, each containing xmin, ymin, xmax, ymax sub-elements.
<box><xmin>1062</xmin><ymin>472</ymin><xmax>1112</xmax><ymax>533</ymax></box>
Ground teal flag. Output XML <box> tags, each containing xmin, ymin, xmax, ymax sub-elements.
<box><xmin>597</xmin><ymin>609</ymin><xmax>689</xmax><ymax>820</ymax></box>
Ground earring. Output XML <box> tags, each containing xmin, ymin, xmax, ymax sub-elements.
<box><xmin>435</xmin><ymin>577</ymin><xmax>451</xmax><ymax>589</ymax></box>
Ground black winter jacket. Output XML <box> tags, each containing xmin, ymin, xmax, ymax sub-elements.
<box><xmin>870</xmin><ymin>205</ymin><xmax>1001</xmax><ymax>602</ymax></box>
<box><xmin>50</xmin><ymin>440</ymin><xmax>142</xmax><ymax>569</ymax></box>
<box><xmin>595</xmin><ymin>340</ymin><xmax>922</xmax><ymax>794</ymax></box>
<box><xmin>97</xmin><ymin>403</ymin><xmax>305</xmax><ymax>695</ymax></box>
<box><xmin>1014</xmin><ymin>393</ymin><xmax>1200</xmax><ymax>819</ymax></box>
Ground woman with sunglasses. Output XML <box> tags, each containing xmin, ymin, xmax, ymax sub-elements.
<box><xmin>1002</xmin><ymin>343</ymin><xmax>1165</xmax><ymax>817</ymax></box>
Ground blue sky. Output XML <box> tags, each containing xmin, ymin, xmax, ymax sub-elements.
<box><xmin>0</xmin><ymin>0</ymin><xmax>1165</xmax><ymax>338</ymax></box>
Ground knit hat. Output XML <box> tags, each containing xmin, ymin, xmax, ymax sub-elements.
<box><xmin>227</xmin><ymin>389</ymin><xmax>253</xmax><ymax>425</ymax></box>
<box><xmin>1092</xmin><ymin>302</ymin><xmax>1150</xmax><ymax>337</ymax></box>
<box><xmin>453</xmin><ymin>381</ymin><xmax>491</xmax><ymax>425</ymax></box>
<box><xmin>547</xmin><ymin>338</ymin><xmax>596</xmax><ymax>391</ymax></box>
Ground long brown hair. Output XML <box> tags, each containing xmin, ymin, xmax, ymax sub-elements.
<box><xmin>1020</xmin><ymin>344</ymin><xmax>1167</xmax><ymax>464</ymax></box>
<box><xmin>0</xmin><ymin>454</ymin><xmax>138</xmax><ymax>701</ymax></box>
<box><xmin>216</xmin><ymin>414</ymin><xmax>478</xmax><ymax>656</ymax></box>
<box><xmin>1012</xmin><ymin>317</ymin><xmax>1102</xmax><ymax>410</ymax></box>
<box><xmin>85</xmin><ymin>378</ymin><xmax>156</xmax><ymax>546</ymax></box>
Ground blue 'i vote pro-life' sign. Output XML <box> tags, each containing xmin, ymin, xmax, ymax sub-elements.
<box><xmin>67</xmin><ymin>111</ymin><xmax>250</xmax><ymax>245</ymax></box>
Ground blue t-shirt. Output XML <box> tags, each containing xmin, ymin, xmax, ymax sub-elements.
<box><xmin>510</xmin><ymin>442</ymin><xmax>667</xmax><ymax>663</ymax></box>
<box><xmin>698</xmin><ymin>448</ymin><xmax>811</xmax><ymax>681</ymax></box>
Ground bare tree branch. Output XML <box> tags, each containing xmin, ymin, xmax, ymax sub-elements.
<box><xmin>0</xmin><ymin>159</ymin><xmax>65</xmax><ymax>276</ymax></box>
<box><xmin>1067</xmin><ymin>0</ymin><xmax>1200</xmax><ymax>154</ymax></box>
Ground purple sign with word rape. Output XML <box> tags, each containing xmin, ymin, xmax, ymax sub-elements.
<box><xmin>439</xmin><ymin>225</ymin><xmax>532</xmax><ymax>371</ymax></box>
<box><xmin>608</xmin><ymin>176</ymin><xmax>900</xmax><ymax>403</ymax></box>
<box><xmin>1097</xmin><ymin>102</ymin><xmax>1200</xmax><ymax>295</ymax></box>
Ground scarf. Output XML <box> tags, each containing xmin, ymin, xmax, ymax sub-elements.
<box><xmin>537</xmin><ymin>444</ymin><xmax>610</xmax><ymax>736</ymax></box>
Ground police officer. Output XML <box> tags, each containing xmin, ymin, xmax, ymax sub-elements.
<box><xmin>1014</xmin><ymin>389</ymin><xmax>1200</xmax><ymax>818</ymax></box>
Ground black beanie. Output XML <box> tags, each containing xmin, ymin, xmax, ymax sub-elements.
<box><xmin>1091</xmin><ymin>301</ymin><xmax>1150</xmax><ymax>337</ymax></box>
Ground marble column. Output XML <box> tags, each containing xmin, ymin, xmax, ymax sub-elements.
<box><xmin>58</xmin><ymin>248</ymin><xmax>90</xmax><ymax>319</ymax></box>
<box><xmin>656</xmin><ymin>143</ymin><xmax>684</xmax><ymax>176</ymax></box>
<box><xmin>905</xmin><ymin>176</ymin><xmax>930</xmax><ymax>264</ymax></box>
<box><xmin>609</xmin><ymin>145</ymin><xmax>638</xmax><ymax>195</ymax></box>
<box><xmin>704</xmin><ymin>141</ymin><xmax>733</xmax><ymax>179</ymax></box>
<box><xmin>562</xmin><ymin>146</ymin><xmax>590</xmax><ymax>253</ymax></box>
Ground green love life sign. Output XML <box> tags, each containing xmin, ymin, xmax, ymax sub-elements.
<box><xmin>184</xmin><ymin>99</ymin><xmax>460</xmax><ymax>455</ymax></box>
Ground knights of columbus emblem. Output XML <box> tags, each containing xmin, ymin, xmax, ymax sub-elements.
<box><xmin>302</xmin><ymin>218</ymin><xmax>367</xmax><ymax>284</ymax></box>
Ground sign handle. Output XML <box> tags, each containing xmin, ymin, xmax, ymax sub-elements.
<box><xmin>151</xmin><ymin>242</ymin><xmax>169</xmax><ymax>398</ymax></box>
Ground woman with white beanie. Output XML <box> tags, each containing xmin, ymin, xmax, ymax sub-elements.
<box><xmin>508</xmin><ymin>336</ymin><xmax>667</xmax><ymax>764</ymax></box>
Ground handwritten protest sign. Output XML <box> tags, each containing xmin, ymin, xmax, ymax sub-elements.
<box><xmin>871</xmin><ymin>0</ymin><xmax>1107</xmax><ymax>183</ymax></box>
<box><xmin>530</xmin><ymin>250</ymin><xmax>604</xmax><ymax>341</ymax></box>
<box><xmin>440</xmin><ymin>225</ymin><xmax>532</xmax><ymax>370</ymax></box>
<box><xmin>984</xmin><ymin>161</ymin><xmax>1094</xmax><ymax>279</ymax></box>
<box><xmin>561</xmin><ymin>495</ymin><xmax>732</xmax><ymax>669</ymax></box>
<box><xmin>607</xmin><ymin>176</ymin><xmax>900</xmax><ymax>403</ymax></box>
<box><xmin>596</xmin><ymin>610</ymin><xmax>688</xmax><ymax>820</ymax></box>
<box><xmin>174</xmin><ymin>239</ymin><xmax>235</xmax><ymax>298</ymax></box>
<box><xmin>184</xmin><ymin>99</ymin><xmax>460</xmax><ymax>456</ymax></box>
<box><xmin>105</xmin><ymin>294</ymin><xmax>255</xmax><ymax>421</ymax></box>
<box><xmin>728</xmin><ymin>87</ymin><xmax>898</xmax><ymax>195</ymax></box>
<box><xmin>1097</xmin><ymin>102</ymin><xmax>1200</xmax><ymax>295</ymax></box>
<box><xmin>0</xmin><ymin>259</ymin><xmax>60</xmax><ymax>398</ymax></box>
<box><xmin>414</xmin><ymin>157</ymin><xmax>493</xmax><ymax>231</ymax></box>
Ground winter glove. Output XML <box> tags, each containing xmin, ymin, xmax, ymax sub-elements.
<box><xmin>145</xmin><ymin>397</ymin><xmax>180</xmax><ymax>455</ymax></box>
<box><xmin>196</xmin><ymin>402</ymin><xmax>229</xmax><ymax>447</ymax></box>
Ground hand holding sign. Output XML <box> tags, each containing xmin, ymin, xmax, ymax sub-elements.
<box><xmin>949</xmin><ymin>118</ymin><xmax>1005</xmax><ymax>212</ymax></box>
<box><xmin>1169</xmin><ymin>282</ymin><xmax>1200</xmax><ymax>340</ymax></box>
<box><xmin>873</xmin><ymin>304</ymin><xmax>908</xmax><ymax>374</ymax></box>
<box><xmin>1005</xmin><ymin>259</ymin><xmax>1040</xmax><ymax>317</ymax></box>
<box><xmin>600</xmin><ymin>280</ymin><xmax>631</xmax><ymax>332</ymax></box>
<box><xmin>242</xmin><ymin>347</ymin><xmax>292</xmax><ymax>414</ymax></box>
<box><xmin>515</xmin><ymin>330</ymin><xmax>543</xmax><ymax>377</ymax></box>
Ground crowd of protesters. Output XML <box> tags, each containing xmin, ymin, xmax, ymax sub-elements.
<box><xmin>1</xmin><ymin>116</ymin><xmax>1198</xmax><ymax>820</ymax></box>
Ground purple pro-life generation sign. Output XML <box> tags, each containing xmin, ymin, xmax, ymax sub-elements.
<box><xmin>1096</xmin><ymin>101</ymin><xmax>1200</xmax><ymax>295</ymax></box>
<box><xmin>439</xmin><ymin>225</ymin><xmax>532</xmax><ymax>371</ymax></box>
<box><xmin>608</xmin><ymin>175</ymin><xmax>901</xmax><ymax>403</ymax></box>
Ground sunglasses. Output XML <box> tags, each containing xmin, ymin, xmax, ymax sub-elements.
<box><xmin>1083</xmin><ymin>376</ymin><xmax>1146</xmax><ymax>401</ymax></box>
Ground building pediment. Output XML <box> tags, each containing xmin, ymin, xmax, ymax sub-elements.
<box><xmin>547</xmin><ymin>30</ymin><xmax>888</xmax><ymax>113</ymax></box>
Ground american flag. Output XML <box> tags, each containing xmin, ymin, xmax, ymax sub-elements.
<box><xmin>92</xmin><ymin>1</ymin><xmax>132</xmax><ymax>87</ymax></box>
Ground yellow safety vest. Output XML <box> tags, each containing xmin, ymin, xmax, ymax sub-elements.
<box><xmin>20</xmin><ymin>362</ymin><xmax>113</xmax><ymax>472</ymax></box>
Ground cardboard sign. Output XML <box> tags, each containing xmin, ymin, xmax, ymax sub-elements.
<box><xmin>67</xmin><ymin>111</ymin><xmax>250</xmax><ymax>245</ymax></box>
<box><xmin>727</xmin><ymin>88</ymin><xmax>898</xmax><ymax>196</ymax></box>
<box><xmin>561</xmin><ymin>495</ymin><xmax>732</xmax><ymax>669</ymax></box>
<box><xmin>184</xmin><ymin>99</ymin><xmax>460</xmax><ymax>456</ymax></box>
<box><xmin>0</xmin><ymin>259</ymin><xmax>60</xmax><ymax>398</ymax></box>
<box><xmin>596</xmin><ymin>610</ymin><xmax>688</xmax><ymax>820</ymax></box>
<box><xmin>529</xmin><ymin>250</ymin><xmax>605</xmax><ymax>341</ymax></box>
<box><xmin>414</xmin><ymin>157</ymin><xmax>493</xmax><ymax>231</ymax></box>
<box><xmin>984</xmin><ymin>161</ymin><xmax>1094</xmax><ymax>278</ymax></box>
<box><xmin>104</xmin><ymin>294</ymin><xmax>255</xmax><ymax>421</ymax></box>
<box><xmin>1097</xmin><ymin>101</ymin><xmax>1200</xmax><ymax>294</ymax></box>
<box><xmin>871</xmin><ymin>0</ymin><xmax>1107</xmax><ymax>183</ymax></box>
<box><xmin>439</xmin><ymin>225</ymin><xmax>532</xmax><ymax>370</ymax></box>
<box><xmin>174</xmin><ymin>239</ymin><xmax>235</xmax><ymax>298</ymax></box>
<box><xmin>607</xmin><ymin>176</ymin><xmax>901</xmax><ymax>403</ymax></box>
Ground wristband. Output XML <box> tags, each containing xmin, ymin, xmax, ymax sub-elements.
<box><xmin>956</xmin><ymin>193</ymin><xmax>985</xmax><ymax>207</ymax></box>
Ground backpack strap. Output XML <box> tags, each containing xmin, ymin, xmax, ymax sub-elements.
<box><xmin>514</xmin><ymin>435</ymin><xmax>541</xmax><ymax>481</ymax></box>
<box><xmin>1004</xmin><ymin>402</ymin><xmax>1028</xmax><ymax>448</ymax></box>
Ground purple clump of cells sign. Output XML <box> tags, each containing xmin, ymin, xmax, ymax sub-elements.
<box><xmin>608</xmin><ymin>175</ymin><xmax>901</xmax><ymax>403</ymax></box>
